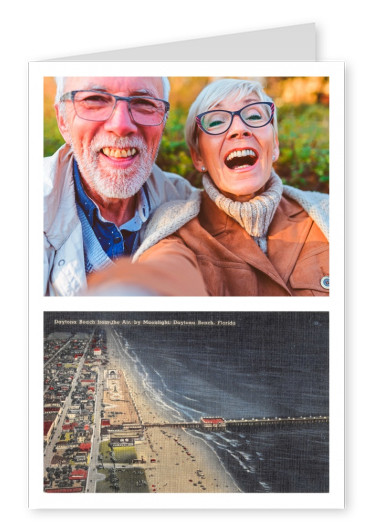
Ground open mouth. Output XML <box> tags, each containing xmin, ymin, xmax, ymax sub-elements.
<box><xmin>101</xmin><ymin>147</ymin><xmax>138</xmax><ymax>159</ymax></box>
<box><xmin>225</xmin><ymin>148</ymin><xmax>258</xmax><ymax>169</ymax></box>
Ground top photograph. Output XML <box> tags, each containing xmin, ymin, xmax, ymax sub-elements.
<box><xmin>44</xmin><ymin>75</ymin><xmax>329</xmax><ymax>297</ymax></box>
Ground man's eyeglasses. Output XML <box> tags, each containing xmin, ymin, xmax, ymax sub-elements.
<box><xmin>60</xmin><ymin>90</ymin><xmax>170</xmax><ymax>126</ymax></box>
<box><xmin>196</xmin><ymin>102</ymin><xmax>275</xmax><ymax>135</ymax></box>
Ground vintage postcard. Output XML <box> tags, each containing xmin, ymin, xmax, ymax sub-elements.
<box><xmin>40</xmin><ymin>312</ymin><xmax>331</xmax><ymax>502</ymax></box>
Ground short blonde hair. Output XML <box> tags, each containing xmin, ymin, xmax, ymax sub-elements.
<box><xmin>185</xmin><ymin>78</ymin><xmax>278</xmax><ymax>154</ymax></box>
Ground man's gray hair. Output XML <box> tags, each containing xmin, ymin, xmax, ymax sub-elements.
<box><xmin>185</xmin><ymin>78</ymin><xmax>278</xmax><ymax>154</ymax></box>
<box><xmin>54</xmin><ymin>76</ymin><xmax>170</xmax><ymax>104</ymax></box>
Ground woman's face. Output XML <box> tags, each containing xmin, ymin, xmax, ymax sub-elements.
<box><xmin>192</xmin><ymin>94</ymin><xmax>279</xmax><ymax>198</ymax></box>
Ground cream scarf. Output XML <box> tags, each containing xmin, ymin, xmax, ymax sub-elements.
<box><xmin>202</xmin><ymin>170</ymin><xmax>283</xmax><ymax>253</ymax></box>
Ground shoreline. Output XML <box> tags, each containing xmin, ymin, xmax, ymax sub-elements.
<box><xmin>110</xmin><ymin>334</ymin><xmax>241</xmax><ymax>493</ymax></box>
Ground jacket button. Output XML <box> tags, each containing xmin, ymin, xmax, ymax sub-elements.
<box><xmin>58</xmin><ymin>259</ymin><xmax>65</xmax><ymax>266</ymax></box>
<box><xmin>114</xmin><ymin>237</ymin><xmax>122</xmax><ymax>244</ymax></box>
<box><xmin>320</xmin><ymin>276</ymin><xmax>329</xmax><ymax>289</ymax></box>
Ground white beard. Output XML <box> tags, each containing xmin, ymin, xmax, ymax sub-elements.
<box><xmin>70</xmin><ymin>133</ymin><xmax>160</xmax><ymax>199</ymax></box>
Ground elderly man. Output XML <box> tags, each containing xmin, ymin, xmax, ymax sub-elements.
<box><xmin>44</xmin><ymin>76</ymin><xmax>196</xmax><ymax>296</ymax></box>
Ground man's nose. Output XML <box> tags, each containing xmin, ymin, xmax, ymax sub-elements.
<box><xmin>103</xmin><ymin>100</ymin><xmax>138</xmax><ymax>136</ymax></box>
<box><xmin>226</xmin><ymin>115</ymin><xmax>252</xmax><ymax>139</ymax></box>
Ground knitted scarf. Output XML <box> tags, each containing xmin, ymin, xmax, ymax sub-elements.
<box><xmin>202</xmin><ymin>170</ymin><xmax>283</xmax><ymax>253</ymax></box>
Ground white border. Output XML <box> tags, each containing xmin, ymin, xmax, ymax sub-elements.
<box><xmin>29</xmin><ymin>61</ymin><xmax>344</xmax><ymax>509</ymax></box>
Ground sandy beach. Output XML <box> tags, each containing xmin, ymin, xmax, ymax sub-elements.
<box><xmin>114</xmin><ymin>344</ymin><xmax>241</xmax><ymax>493</ymax></box>
<box><xmin>137</xmin><ymin>426</ymin><xmax>240</xmax><ymax>493</ymax></box>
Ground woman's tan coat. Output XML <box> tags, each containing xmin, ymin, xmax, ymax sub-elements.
<box><xmin>88</xmin><ymin>190</ymin><xmax>329</xmax><ymax>296</ymax></box>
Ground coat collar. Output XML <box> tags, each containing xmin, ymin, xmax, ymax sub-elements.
<box><xmin>44</xmin><ymin>145</ymin><xmax>78</xmax><ymax>250</ymax></box>
<box><xmin>198</xmin><ymin>192</ymin><xmax>313</xmax><ymax>292</ymax></box>
<box><xmin>267</xmin><ymin>196</ymin><xmax>313</xmax><ymax>283</ymax></box>
<box><xmin>44</xmin><ymin>144</ymin><xmax>196</xmax><ymax>252</ymax></box>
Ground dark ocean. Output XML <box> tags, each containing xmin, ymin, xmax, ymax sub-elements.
<box><xmin>45</xmin><ymin>311</ymin><xmax>329</xmax><ymax>493</ymax></box>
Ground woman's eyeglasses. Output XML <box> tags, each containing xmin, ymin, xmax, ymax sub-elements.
<box><xmin>196</xmin><ymin>102</ymin><xmax>274</xmax><ymax>135</ymax></box>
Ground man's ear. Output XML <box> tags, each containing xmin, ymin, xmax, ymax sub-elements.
<box><xmin>55</xmin><ymin>103</ymin><xmax>71</xmax><ymax>145</ymax></box>
<box><xmin>190</xmin><ymin>147</ymin><xmax>205</xmax><ymax>172</ymax></box>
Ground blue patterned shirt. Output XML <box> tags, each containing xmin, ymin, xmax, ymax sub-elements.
<box><xmin>73</xmin><ymin>160</ymin><xmax>150</xmax><ymax>260</ymax></box>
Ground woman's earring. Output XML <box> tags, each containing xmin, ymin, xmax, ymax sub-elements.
<box><xmin>201</xmin><ymin>166</ymin><xmax>206</xmax><ymax>172</ymax></box>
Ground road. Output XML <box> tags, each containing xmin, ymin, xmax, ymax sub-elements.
<box><xmin>85</xmin><ymin>361</ymin><xmax>105</xmax><ymax>492</ymax></box>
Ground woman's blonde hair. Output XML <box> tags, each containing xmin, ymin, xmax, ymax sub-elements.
<box><xmin>185</xmin><ymin>78</ymin><xmax>278</xmax><ymax>154</ymax></box>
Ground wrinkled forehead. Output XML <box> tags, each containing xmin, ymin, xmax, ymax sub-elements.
<box><xmin>63</xmin><ymin>76</ymin><xmax>164</xmax><ymax>98</ymax></box>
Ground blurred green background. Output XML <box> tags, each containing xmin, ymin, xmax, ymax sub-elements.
<box><xmin>44</xmin><ymin>76</ymin><xmax>329</xmax><ymax>193</ymax></box>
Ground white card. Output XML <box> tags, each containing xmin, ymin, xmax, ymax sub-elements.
<box><xmin>29</xmin><ymin>26</ymin><xmax>344</xmax><ymax>510</ymax></box>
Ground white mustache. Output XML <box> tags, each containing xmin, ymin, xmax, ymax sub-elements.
<box><xmin>90</xmin><ymin>135</ymin><xmax>147</xmax><ymax>153</ymax></box>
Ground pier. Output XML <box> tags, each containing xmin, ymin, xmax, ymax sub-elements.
<box><xmin>142</xmin><ymin>415</ymin><xmax>329</xmax><ymax>431</ymax></box>
<box><xmin>143</xmin><ymin>421</ymin><xmax>201</xmax><ymax>429</ymax></box>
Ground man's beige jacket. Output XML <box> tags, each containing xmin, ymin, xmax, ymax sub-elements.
<box><xmin>43</xmin><ymin>144</ymin><xmax>198</xmax><ymax>296</ymax></box>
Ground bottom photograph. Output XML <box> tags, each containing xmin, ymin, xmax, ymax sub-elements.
<box><xmin>43</xmin><ymin>312</ymin><xmax>329</xmax><ymax>494</ymax></box>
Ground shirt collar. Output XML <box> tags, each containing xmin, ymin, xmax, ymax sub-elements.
<box><xmin>120</xmin><ymin>185</ymin><xmax>150</xmax><ymax>232</ymax></box>
<box><xmin>73</xmin><ymin>159</ymin><xmax>97</xmax><ymax>226</ymax></box>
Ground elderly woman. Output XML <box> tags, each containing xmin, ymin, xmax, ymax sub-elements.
<box><xmin>88</xmin><ymin>79</ymin><xmax>329</xmax><ymax>296</ymax></box>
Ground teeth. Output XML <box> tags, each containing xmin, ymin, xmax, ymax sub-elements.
<box><xmin>226</xmin><ymin>149</ymin><xmax>256</xmax><ymax>161</ymax></box>
<box><xmin>102</xmin><ymin>147</ymin><xmax>137</xmax><ymax>158</ymax></box>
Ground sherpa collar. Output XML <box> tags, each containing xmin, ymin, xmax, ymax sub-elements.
<box><xmin>133</xmin><ymin>179</ymin><xmax>329</xmax><ymax>262</ymax></box>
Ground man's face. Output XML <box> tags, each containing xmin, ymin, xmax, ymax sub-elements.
<box><xmin>56</xmin><ymin>77</ymin><xmax>166</xmax><ymax>200</ymax></box>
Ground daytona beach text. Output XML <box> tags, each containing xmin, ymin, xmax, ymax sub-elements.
<box><xmin>53</xmin><ymin>319</ymin><xmax>236</xmax><ymax>326</ymax></box>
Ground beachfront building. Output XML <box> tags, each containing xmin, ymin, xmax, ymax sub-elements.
<box><xmin>103</xmin><ymin>423</ymin><xmax>143</xmax><ymax>441</ymax></box>
<box><xmin>200</xmin><ymin>417</ymin><xmax>226</xmax><ymax>431</ymax></box>
<box><xmin>110</xmin><ymin>434</ymin><xmax>136</xmax><ymax>447</ymax></box>
<box><xmin>107</xmin><ymin>368</ymin><xmax>119</xmax><ymax>380</ymax></box>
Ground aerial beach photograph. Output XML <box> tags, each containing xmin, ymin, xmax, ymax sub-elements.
<box><xmin>43</xmin><ymin>311</ymin><xmax>329</xmax><ymax>494</ymax></box>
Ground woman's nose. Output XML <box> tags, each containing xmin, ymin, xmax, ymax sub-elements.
<box><xmin>226</xmin><ymin>114</ymin><xmax>252</xmax><ymax>139</ymax></box>
<box><xmin>104</xmin><ymin>100</ymin><xmax>138</xmax><ymax>136</ymax></box>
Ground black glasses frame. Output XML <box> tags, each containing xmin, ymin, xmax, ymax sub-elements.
<box><xmin>195</xmin><ymin>101</ymin><xmax>275</xmax><ymax>135</ymax></box>
<box><xmin>60</xmin><ymin>90</ymin><xmax>170</xmax><ymax>125</ymax></box>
